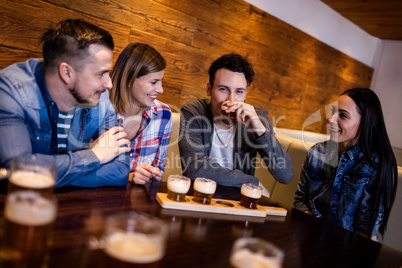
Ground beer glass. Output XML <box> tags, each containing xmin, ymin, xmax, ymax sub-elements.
<box><xmin>0</xmin><ymin>191</ymin><xmax>57</xmax><ymax>268</ymax></box>
<box><xmin>101</xmin><ymin>212</ymin><xmax>167</xmax><ymax>267</ymax></box>
<box><xmin>8</xmin><ymin>155</ymin><xmax>56</xmax><ymax>196</ymax></box>
<box><xmin>193</xmin><ymin>177</ymin><xmax>217</xmax><ymax>204</ymax></box>
<box><xmin>166</xmin><ymin>175</ymin><xmax>191</xmax><ymax>202</ymax></box>
<box><xmin>239</xmin><ymin>183</ymin><xmax>262</xmax><ymax>209</ymax></box>
<box><xmin>221</xmin><ymin>101</ymin><xmax>237</xmax><ymax>120</ymax></box>
<box><xmin>229</xmin><ymin>237</ymin><xmax>284</xmax><ymax>268</ymax></box>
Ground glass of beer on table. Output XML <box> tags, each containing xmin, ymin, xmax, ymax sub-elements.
<box><xmin>167</xmin><ymin>175</ymin><xmax>191</xmax><ymax>202</ymax></box>
<box><xmin>193</xmin><ymin>177</ymin><xmax>217</xmax><ymax>204</ymax></box>
<box><xmin>229</xmin><ymin>237</ymin><xmax>284</xmax><ymax>268</ymax></box>
<box><xmin>101</xmin><ymin>212</ymin><xmax>168</xmax><ymax>267</ymax></box>
<box><xmin>0</xmin><ymin>191</ymin><xmax>57</xmax><ymax>268</ymax></box>
<box><xmin>221</xmin><ymin>101</ymin><xmax>237</xmax><ymax>121</ymax></box>
<box><xmin>239</xmin><ymin>183</ymin><xmax>262</xmax><ymax>209</ymax></box>
<box><xmin>8</xmin><ymin>155</ymin><xmax>56</xmax><ymax>196</ymax></box>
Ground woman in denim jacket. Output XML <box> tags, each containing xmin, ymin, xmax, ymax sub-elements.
<box><xmin>294</xmin><ymin>88</ymin><xmax>398</xmax><ymax>240</ymax></box>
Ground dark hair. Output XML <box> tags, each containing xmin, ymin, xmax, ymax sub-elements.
<box><xmin>208</xmin><ymin>53</ymin><xmax>255</xmax><ymax>87</ymax></box>
<box><xmin>341</xmin><ymin>88</ymin><xmax>398</xmax><ymax>236</ymax></box>
<box><xmin>41</xmin><ymin>19</ymin><xmax>114</xmax><ymax>71</ymax></box>
<box><xmin>110</xmin><ymin>43</ymin><xmax>166</xmax><ymax>114</ymax></box>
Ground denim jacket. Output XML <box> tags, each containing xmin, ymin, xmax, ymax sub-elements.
<box><xmin>0</xmin><ymin>59</ymin><xmax>130</xmax><ymax>187</ymax></box>
<box><xmin>294</xmin><ymin>141</ymin><xmax>382</xmax><ymax>237</ymax></box>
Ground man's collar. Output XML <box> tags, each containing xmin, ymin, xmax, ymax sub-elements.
<box><xmin>34</xmin><ymin>61</ymin><xmax>53</xmax><ymax>105</ymax></box>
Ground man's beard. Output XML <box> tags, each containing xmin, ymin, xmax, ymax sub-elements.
<box><xmin>69</xmin><ymin>85</ymin><xmax>102</xmax><ymax>108</ymax></box>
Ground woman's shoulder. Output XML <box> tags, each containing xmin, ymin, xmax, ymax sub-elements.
<box><xmin>151</xmin><ymin>100</ymin><xmax>172</xmax><ymax>123</ymax></box>
<box><xmin>153</xmin><ymin>100</ymin><xmax>171</xmax><ymax>112</ymax></box>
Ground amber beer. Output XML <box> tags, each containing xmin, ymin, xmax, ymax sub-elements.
<box><xmin>239</xmin><ymin>183</ymin><xmax>262</xmax><ymax>209</ymax></box>
<box><xmin>193</xmin><ymin>178</ymin><xmax>217</xmax><ymax>204</ymax></box>
<box><xmin>8</xmin><ymin>170</ymin><xmax>55</xmax><ymax>196</ymax></box>
<box><xmin>229</xmin><ymin>248</ymin><xmax>282</xmax><ymax>268</ymax></box>
<box><xmin>8</xmin><ymin>155</ymin><xmax>56</xmax><ymax>196</ymax></box>
<box><xmin>221</xmin><ymin>101</ymin><xmax>237</xmax><ymax>122</ymax></box>
<box><xmin>167</xmin><ymin>175</ymin><xmax>191</xmax><ymax>202</ymax></box>
<box><xmin>0</xmin><ymin>191</ymin><xmax>57</xmax><ymax>268</ymax></box>
<box><xmin>101</xmin><ymin>212</ymin><xmax>167</xmax><ymax>268</ymax></box>
<box><xmin>102</xmin><ymin>232</ymin><xmax>163</xmax><ymax>268</ymax></box>
<box><xmin>229</xmin><ymin>237</ymin><xmax>284</xmax><ymax>268</ymax></box>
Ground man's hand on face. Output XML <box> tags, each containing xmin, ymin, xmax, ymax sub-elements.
<box><xmin>221</xmin><ymin>101</ymin><xmax>267</xmax><ymax>137</ymax></box>
<box><xmin>90</xmin><ymin>126</ymin><xmax>131</xmax><ymax>164</ymax></box>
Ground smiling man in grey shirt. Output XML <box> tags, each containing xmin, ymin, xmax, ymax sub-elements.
<box><xmin>179</xmin><ymin>53</ymin><xmax>293</xmax><ymax>193</ymax></box>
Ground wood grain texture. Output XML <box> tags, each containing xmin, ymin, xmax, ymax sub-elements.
<box><xmin>0</xmin><ymin>0</ymin><xmax>373</xmax><ymax>133</ymax></box>
<box><xmin>321</xmin><ymin>0</ymin><xmax>402</xmax><ymax>40</ymax></box>
<box><xmin>156</xmin><ymin>192</ymin><xmax>287</xmax><ymax>217</ymax></box>
<box><xmin>1</xmin><ymin>182</ymin><xmax>401</xmax><ymax>268</ymax></box>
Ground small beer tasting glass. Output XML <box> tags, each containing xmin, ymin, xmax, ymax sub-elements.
<box><xmin>167</xmin><ymin>175</ymin><xmax>191</xmax><ymax>202</ymax></box>
<box><xmin>239</xmin><ymin>183</ymin><xmax>262</xmax><ymax>209</ymax></box>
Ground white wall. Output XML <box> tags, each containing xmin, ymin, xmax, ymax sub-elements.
<box><xmin>244</xmin><ymin>0</ymin><xmax>380</xmax><ymax>67</ymax></box>
<box><xmin>245</xmin><ymin>0</ymin><xmax>402</xmax><ymax>149</ymax></box>
<box><xmin>371</xmin><ymin>41</ymin><xmax>402</xmax><ymax>149</ymax></box>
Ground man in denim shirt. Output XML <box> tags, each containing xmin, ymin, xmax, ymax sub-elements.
<box><xmin>0</xmin><ymin>19</ymin><xmax>131</xmax><ymax>187</ymax></box>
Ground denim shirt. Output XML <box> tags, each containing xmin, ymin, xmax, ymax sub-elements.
<box><xmin>294</xmin><ymin>141</ymin><xmax>382</xmax><ymax>237</ymax></box>
<box><xmin>0</xmin><ymin>59</ymin><xmax>130</xmax><ymax>187</ymax></box>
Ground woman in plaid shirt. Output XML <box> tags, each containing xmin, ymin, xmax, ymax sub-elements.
<box><xmin>110</xmin><ymin>43</ymin><xmax>172</xmax><ymax>184</ymax></box>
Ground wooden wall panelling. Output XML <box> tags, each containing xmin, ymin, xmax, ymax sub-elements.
<box><xmin>179</xmin><ymin>84</ymin><xmax>209</xmax><ymax>108</ymax></box>
<box><xmin>0</xmin><ymin>47</ymin><xmax>42</xmax><ymax>71</ymax></box>
<box><xmin>0</xmin><ymin>0</ymin><xmax>374</xmax><ymax>133</ymax></box>
<box><xmin>247</xmin><ymin>70</ymin><xmax>305</xmax><ymax>111</ymax></box>
<box><xmin>264</xmin><ymin>104</ymin><xmax>306</xmax><ymax>131</ymax></box>
<box><xmin>304</xmin><ymin>41</ymin><xmax>373</xmax><ymax>90</ymax></box>
<box><xmin>45</xmin><ymin>0</ymin><xmax>196</xmax><ymax>46</ymax></box>
<box><xmin>156</xmin><ymin>81</ymin><xmax>183</xmax><ymax>111</ymax></box>
<box><xmin>193</xmin><ymin>18</ymin><xmax>311</xmax><ymax>88</ymax></box>
<box><xmin>0</xmin><ymin>0</ymin><xmax>131</xmax><ymax>65</ymax></box>
<box><xmin>128</xmin><ymin>28</ymin><xmax>213</xmax><ymax>110</ymax></box>
<box><xmin>129</xmin><ymin>29</ymin><xmax>211</xmax><ymax>86</ymax></box>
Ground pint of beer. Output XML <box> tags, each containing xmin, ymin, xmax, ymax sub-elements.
<box><xmin>193</xmin><ymin>178</ymin><xmax>217</xmax><ymax>204</ymax></box>
<box><xmin>101</xmin><ymin>212</ymin><xmax>167</xmax><ymax>267</ymax></box>
<box><xmin>229</xmin><ymin>237</ymin><xmax>284</xmax><ymax>268</ymax></box>
<box><xmin>167</xmin><ymin>175</ymin><xmax>191</xmax><ymax>202</ymax></box>
<box><xmin>239</xmin><ymin>183</ymin><xmax>262</xmax><ymax>209</ymax></box>
<box><xmin>8</xmin><ymin>155</ymin><xmax>56</xmax><ymax>196</ymax></box>
<box><xmin>221</xmin><ymin>101</ymin><xmax>237</xmax><ymax>120</ymax></box>
<box><xmin>0</xmin><ymin>191</ymin><xmax>57</xmax><ymax>268</ymax></box>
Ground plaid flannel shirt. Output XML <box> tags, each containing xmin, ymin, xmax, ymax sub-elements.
<box><xmin>118</xmin><ymin>100</ymin><xmax>172</xmax><ymax>177</ymax></box>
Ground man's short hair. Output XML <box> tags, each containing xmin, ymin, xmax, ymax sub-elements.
<box><xmin>208</xmin><ymin>53</ymin><xmax>255</xmax><ymax>87</ymax></box>
<box><xmin>41</xmin><ymin>19</ymin><xmax>114</xmax><ymax>71</ymax></box>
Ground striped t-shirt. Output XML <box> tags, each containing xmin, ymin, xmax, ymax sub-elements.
<box><xmin>57</xmin><ymin>110</ymin><xmax>74</xmax><ymax>154</ymax></box>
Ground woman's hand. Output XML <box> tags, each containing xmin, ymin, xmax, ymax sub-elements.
<box><xmin>129</xmin><ymin>162</ymin><xmax>162</xmax><ymax>185</ymax></box>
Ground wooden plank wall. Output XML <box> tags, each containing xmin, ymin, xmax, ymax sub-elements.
<box><xmin>0</xmin><ymin>0</ymin><xmax>373</xmax><ymax>133</ymax></box>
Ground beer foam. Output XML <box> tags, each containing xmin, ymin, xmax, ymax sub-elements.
<box><xmin>194</xmin><ymin>179</ymin><xmax>216</xmax><ymax>194</ymax></box>
<box><xmin>167</xmin><ymin>180</ymin><xmax>190</xmax><ymax>194</ymax></box>
<box><xmin>5</xmin><ymin>192</ymin><xmax>57</xmax><ymax>226</ymax></box>
<box><xmin>230</xmin><ymin>248</ymin><xmax>280</xmax><ymax>268</ymax></box>
<box><xmin>104</xmin><ymin>232</ymin><xmax>163</xmax><ymax>263</ymax></box>
<box><xmin>10</xmin><ymin>171</ymin><xmax>55</xmax><ymax>189</ymax></box>
<box><xmin>241</xmin><ymin>187</ymin><xmax>262</xmax><ymax>199</ymax></box>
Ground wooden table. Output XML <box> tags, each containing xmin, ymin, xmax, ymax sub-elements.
<box><xmin>0</xmin><ymin>181</ymin><xmax>401</xmax><ymax>268</ymax></box>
